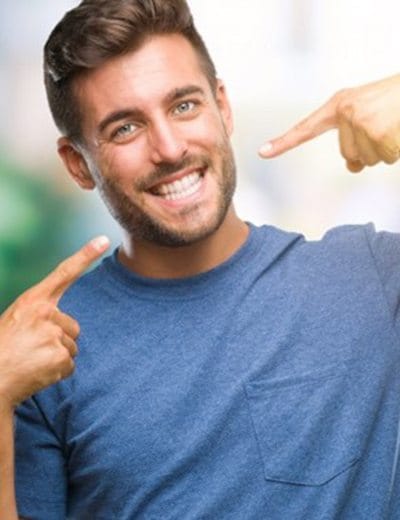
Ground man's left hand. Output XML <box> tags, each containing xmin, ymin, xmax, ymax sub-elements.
<box><xmin>259</xmin><ymin>74</ymin><xmax>400</xmax><ymax>172</ymax></box>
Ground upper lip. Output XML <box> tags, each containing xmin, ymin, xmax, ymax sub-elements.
<box><xmin>147</xmin><ymin>166</ymin><xmax>206</xmax><ymax>191</ymax></box>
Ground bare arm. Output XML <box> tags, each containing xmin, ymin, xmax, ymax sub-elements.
<box><xmin>0</xmin><ymin>402</ymin><xmax>18</xmax><ymax>519</ymax></box>
<box><xmin>0</xmin><ymin>236</ymin><xmax>110</xmax><ymax>517</ymax></box>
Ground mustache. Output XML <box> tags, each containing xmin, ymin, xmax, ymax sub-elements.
<box><xmin>137</xmin><ymin>155</ymin><xmax>211</xmax><ymax>191</ymax></box>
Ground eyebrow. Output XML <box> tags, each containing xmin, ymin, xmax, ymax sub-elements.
<box><xmin>97</xmin><ymin>84</ymin><xmax>206</xmax><ymax>135</ymax></box>
<box><xmin>165</xmin><ymin>85</ymin><xmax>205</xmax><ymax>105</ymax></box>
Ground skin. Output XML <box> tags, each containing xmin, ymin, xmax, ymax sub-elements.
<box><xmin>2</xmin><ymin>27</ymin><xmax>400</xmax><ymax>520</ymax></box>
<box><xmin>58</xmin><ymin>34</ymin><xmax>249</xmax><ymax>279</ymax></box>
<box><xmin>259</xmin><ymin>74</ymin><xmax>400</xmax><ymax>172</ymax></box>
<box><xmin>0</xmin><ymin>236</ymin><xmax>110</xmax><ymax>518</ymax></box>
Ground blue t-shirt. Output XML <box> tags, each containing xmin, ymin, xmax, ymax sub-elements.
<box><xmin>15</xmin><ymin>223</ymin><xmax>400</xmax><ymax>519</ymax></box>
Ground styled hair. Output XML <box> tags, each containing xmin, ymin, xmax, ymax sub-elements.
<box><xmin>44</xmin><ymin>0</ymin><xmax>217</xmax><ymax>143</ymax></box>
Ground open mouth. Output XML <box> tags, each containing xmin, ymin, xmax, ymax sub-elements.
<box><xmin>149</xmin><ymin>170</ymin><xmax>205</xmax><ymax>201</ymax></box>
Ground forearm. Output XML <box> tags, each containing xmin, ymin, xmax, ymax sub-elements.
<box><xmin>0</xmin><ymin>400</ymin><xmax>18</xmax><ymax>520</ymax></box>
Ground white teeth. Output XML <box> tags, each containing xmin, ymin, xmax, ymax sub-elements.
<box><xmin>158</xmin><ymin>184</ymin><xmax>170</xmax><ymax>195</ymax></box>
<box><xmin>153</xmin><ymin>172</ymin><xmax>202</xmax><ymax>200</ymax></box>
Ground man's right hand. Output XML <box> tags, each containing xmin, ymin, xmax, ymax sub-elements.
<box><xmin>0</xmin><ymin>236</ymin><xmax>110</xmax><ymax>409</ymax></box>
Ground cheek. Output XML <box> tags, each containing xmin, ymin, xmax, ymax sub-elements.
<box><xmin>186</xmin><ymin>114</ymin><xmax>228</xmax><ymax>149</ymax></box>
<box><xmin>96</xmin><ymin>145</ymin><xmax>144</xmax><ymax>184</ymax></box>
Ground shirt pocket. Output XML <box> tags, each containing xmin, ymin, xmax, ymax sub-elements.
<box><xmin>244</xmin><ymin>364</ymin><xmax>362</xmax><ymax>486</ymax></box>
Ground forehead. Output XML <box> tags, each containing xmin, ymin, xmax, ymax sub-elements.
<box><xmin>74</xmin><ymin>34</ymin><xmax>211</xmax><ymax>128</ymax></box>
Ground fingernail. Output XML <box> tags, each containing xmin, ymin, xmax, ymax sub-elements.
<box><xmin>259</xmin><ymin>142</ymin><xmax>273</xmax><ymax>156</ymax></box>
<box><xmin>91</xmin><ymin>235</ymin><xmax>110</xmax><ymax>251</ymax></box>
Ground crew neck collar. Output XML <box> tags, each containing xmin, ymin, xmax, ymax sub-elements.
<box><xmin>101</xmin><ymin>223</ymin><xmax>262</xmax><ymax>300</ymax></box>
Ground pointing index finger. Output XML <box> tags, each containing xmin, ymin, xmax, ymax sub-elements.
<box><xmin>259</xmin><ymin>96</ymin><xmax>340</xmax><ymax>158</ymax></box>
<box><xmin>32</xmin><ymin>235</ymin><xmax>110</xmax><ymax>303</ymax></box>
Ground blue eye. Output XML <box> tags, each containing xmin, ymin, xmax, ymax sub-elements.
<box><xmin>114</xmin><ymin>123</ymin><xmax>137</xmax><ymax>139</ymax></box>
<box><xmin>174</xmin><ymin>101</ymin><xmax>195</xmax><ymax>114</ymax></box>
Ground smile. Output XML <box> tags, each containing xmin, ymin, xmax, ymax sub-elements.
<box><xmin>150</xmin><ymin>171</ymin><xmax>204</xmax><ymax>201</ymax></box>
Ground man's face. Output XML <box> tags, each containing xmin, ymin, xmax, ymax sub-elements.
<box><xmin>70</xmin><ymin>34</ymin><xmax>236</xmax><ymax>247</ymax></box>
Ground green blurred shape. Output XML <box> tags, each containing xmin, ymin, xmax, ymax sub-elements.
<box><xmin>0</xmin><ymin>156</ymin><xmax>76</xmax><ymax>313</ymax></box>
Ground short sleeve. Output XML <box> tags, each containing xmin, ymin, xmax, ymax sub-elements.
<box><xmin>364</xmin><ymin>225</ymin><xmax>400</xmax><ymax>335</ymax></box>
<box><xmin>15</xmin><ymin>396</ymin><xmax>67</xmax><ymax>519</ymax></box>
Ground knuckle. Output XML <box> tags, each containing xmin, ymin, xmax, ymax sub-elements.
<box><xmin>377</xmin><ymin>141</ymin><xmax>400</xmax><ymax>162</ymax></box>
<box><xmin>54</xmin><ymin>260</ymin><xmax>76</xmax><ymax>284</ymax></box>
<box><xmin>13</xmin><ymin>299</ymin><xmax>55</xmax><ymax>324</ymax></box>
<box><xmin>57</xmin><ymin>347</ymin><xmax>72</xmax><ymax>366</ymax></box>
<box><xmin>351</xmin><ymin>107</ymin><xmax>370</xmax><ymax>129</ymax></box>
<box><xmin>60</xmin><ymin>358</ymin><xmax>75</xmax><ymax>379</ymax></box>
<box><xmin>385</xmin><ymin>142</ymin><xmax>400</xmax><ymax>157</ymax></box>
<box><xmin>365</xmin><ymin>157</ymin><xmax>378</xmax><ymax>166</ymax></box>
<box><xmin>333</xmin><ymin>88</ymin><xmax>351</xmax><ymax>103</ymax></box>
<box><xmin>340</xmin><ymin>144</ymin><xmax>359</xmax><ymax>162</ymax></box>
<box><xmin>70</xmin><ymin>340</ymin><xmax>79</xmax><ymax>357</ymax></box>
<box><xmin>14</xmin><ymin>291</ymin><xmax>37</xmax><ymax>313</ymax></box>
<box><xmin>54</xmin><ymin>324</ymin><xmax>65</xmax><ymax>341</ymax></box>
<box><xmin>346</xmin><ymin>152</ymin><xmax>360</xmax><ymax>162</ymax></box>
<box><xmin>15</xmin><ymin>292</ymin><xmax>30</xmax><ymax>307</ymax></box>
<box><xmin>7</xmin><ymin>305</ymin><xmax>23</xmax><ymax>325</ymax></box>
<box><xmin>64</xmin><ymin>335</ymin><xmax>78</xmax><ymax>356</ymax></box>
<box><xmin>36</xmin><ymin>301</ymin><xmax>56</xmax><ymax>320</ymax></box>
<box><xmin>384</xmin><ymin>155</ymin><xmax>398</xmax><ymax>165</ymax></box>
<box><xmin>335</xmin><ymin>89</ymin><xmax>353</xmax><ymax>114</ymax></box>
<box><xmin>75</xmin><ymin>322</ymin><xmax>81</xmax><ymax>337</ymax></box>
<box><xmin>70</xmin><ymin>317</ymin><xmax>81</xmax><ymax>338</ymax></box>
<box><xmin>367</xmin><ymin>126</ymin><xmax>387</xmax><ymax>143</ymax></box>
<box><xmin>44</xmin><ymin>323</ymin><xmax>64</xmax><ymax>343</ymax></box>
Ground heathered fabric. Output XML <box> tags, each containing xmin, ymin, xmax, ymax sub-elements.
<box><xmin>15</xmin><ymin>223</ymin><xmax>400</xmax><ymax>519</ymax></box>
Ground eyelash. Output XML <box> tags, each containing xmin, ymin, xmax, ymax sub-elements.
<box><xmin>173</xmin><ymin>100</ymin><xmax>197</xmax><ymax>114</ymax></box>
<box><xmin>111</xmin><ymin>100</ymin><xmax>200</xmax><ymax>141</ymax></box>
<box><xmin>113</xmin><ymin>123</ymin><xmax>137</xmax><ymax>139</ymax></box>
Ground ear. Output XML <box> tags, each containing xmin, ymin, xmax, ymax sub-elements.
<box><xmin>57</xmin><ymin>137</ymin><xmax>96</xmax><ymax>190</ymax></box>
<box><xmin>215</xmin><ymin>80</ymin><xmax>234</xmax><ymax>136</ymax></box>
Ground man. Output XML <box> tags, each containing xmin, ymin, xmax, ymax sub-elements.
<box><xmin>11</xmin><ymin>0</ymin><xmax>400</xmax><ymax>518</ymax></box>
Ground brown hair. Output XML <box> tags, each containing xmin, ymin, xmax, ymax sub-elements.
<box><xmin>44</xmin><ymin>0</ymin><xmax>218</xmax><ymax>143</ymax></box>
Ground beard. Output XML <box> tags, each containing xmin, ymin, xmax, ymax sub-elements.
<box><xmin>94</xmin><ymin>139</ymin><xmax>237</xmax><ymax>248</ymax></box>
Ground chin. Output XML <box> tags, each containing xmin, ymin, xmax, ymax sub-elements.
<box><xmin>134</xmin><ymin>218</ymin><xmax>224</xmax><ymax>248</ymax></box>
<box><xmin>120</xmin><ymin>203</ymin><xmax>229</xmax><ymax>248</ymax></box>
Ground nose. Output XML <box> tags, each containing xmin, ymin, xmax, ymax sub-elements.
<box><xmin>148</xmin><ymin>119</ymin><xmax>188</xmax><ymax>164</ymax></box>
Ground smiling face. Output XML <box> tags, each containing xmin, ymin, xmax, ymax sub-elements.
<box><xmin>59</xmin><ymin>33</ymin><xmax>237</xmax><ymax>247</ymax></box>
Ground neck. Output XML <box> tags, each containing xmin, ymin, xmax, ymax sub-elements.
<box><xmin>118</xmin><ymin>207</ymin><xmax>248</xmax><ymax>279</ymax></box>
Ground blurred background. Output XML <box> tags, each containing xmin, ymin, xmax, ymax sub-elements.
<box><xmin>1</xmin><ymin>0</ymin><xmax>400</xmax><ymax>311</ymax></box>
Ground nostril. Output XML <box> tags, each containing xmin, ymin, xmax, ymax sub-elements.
<box><xmin>151</xmin><ymin>140</ymin><xmax>188</xmax><ymax>164</ymax></box>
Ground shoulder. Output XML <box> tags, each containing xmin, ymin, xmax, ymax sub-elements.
<box><xmin>299</xmin><ymin>223</ymin><xmax>388</xmax><ymax>263</ymax></box>
<box><xmin>313</xmin><ymin>223</ymin><xmax>376</xmax><ymax>250</ymax></box>
<box><xmin>253</xmin><ymin>222</ymin><xmax>377</xmax><ymax>267</ymax></box>
<box><xmin>315</xmin><ymin>223</ymin><xmax>400</xmax><ymax>272</ymax></box>
<box><xmin>253</xmin><ymin>222</ymin><xmax>380</xmax><ymax>253</ymax></box>
<box><xmin>253</xmin><ymin>222</ymin><xmax>399</xmax><ymax>288</ymax></box>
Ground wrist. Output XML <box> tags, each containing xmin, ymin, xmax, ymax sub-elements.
<box><xmin>0</xmin><ymin>389</ymin><xmax>16</xmax><ymax>417</ymax></box>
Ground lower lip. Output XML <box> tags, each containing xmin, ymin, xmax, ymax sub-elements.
<box><xmin>149</xmin><ymin>172</ymin><xmax>208</xmax><ymax>209</ymax></box>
